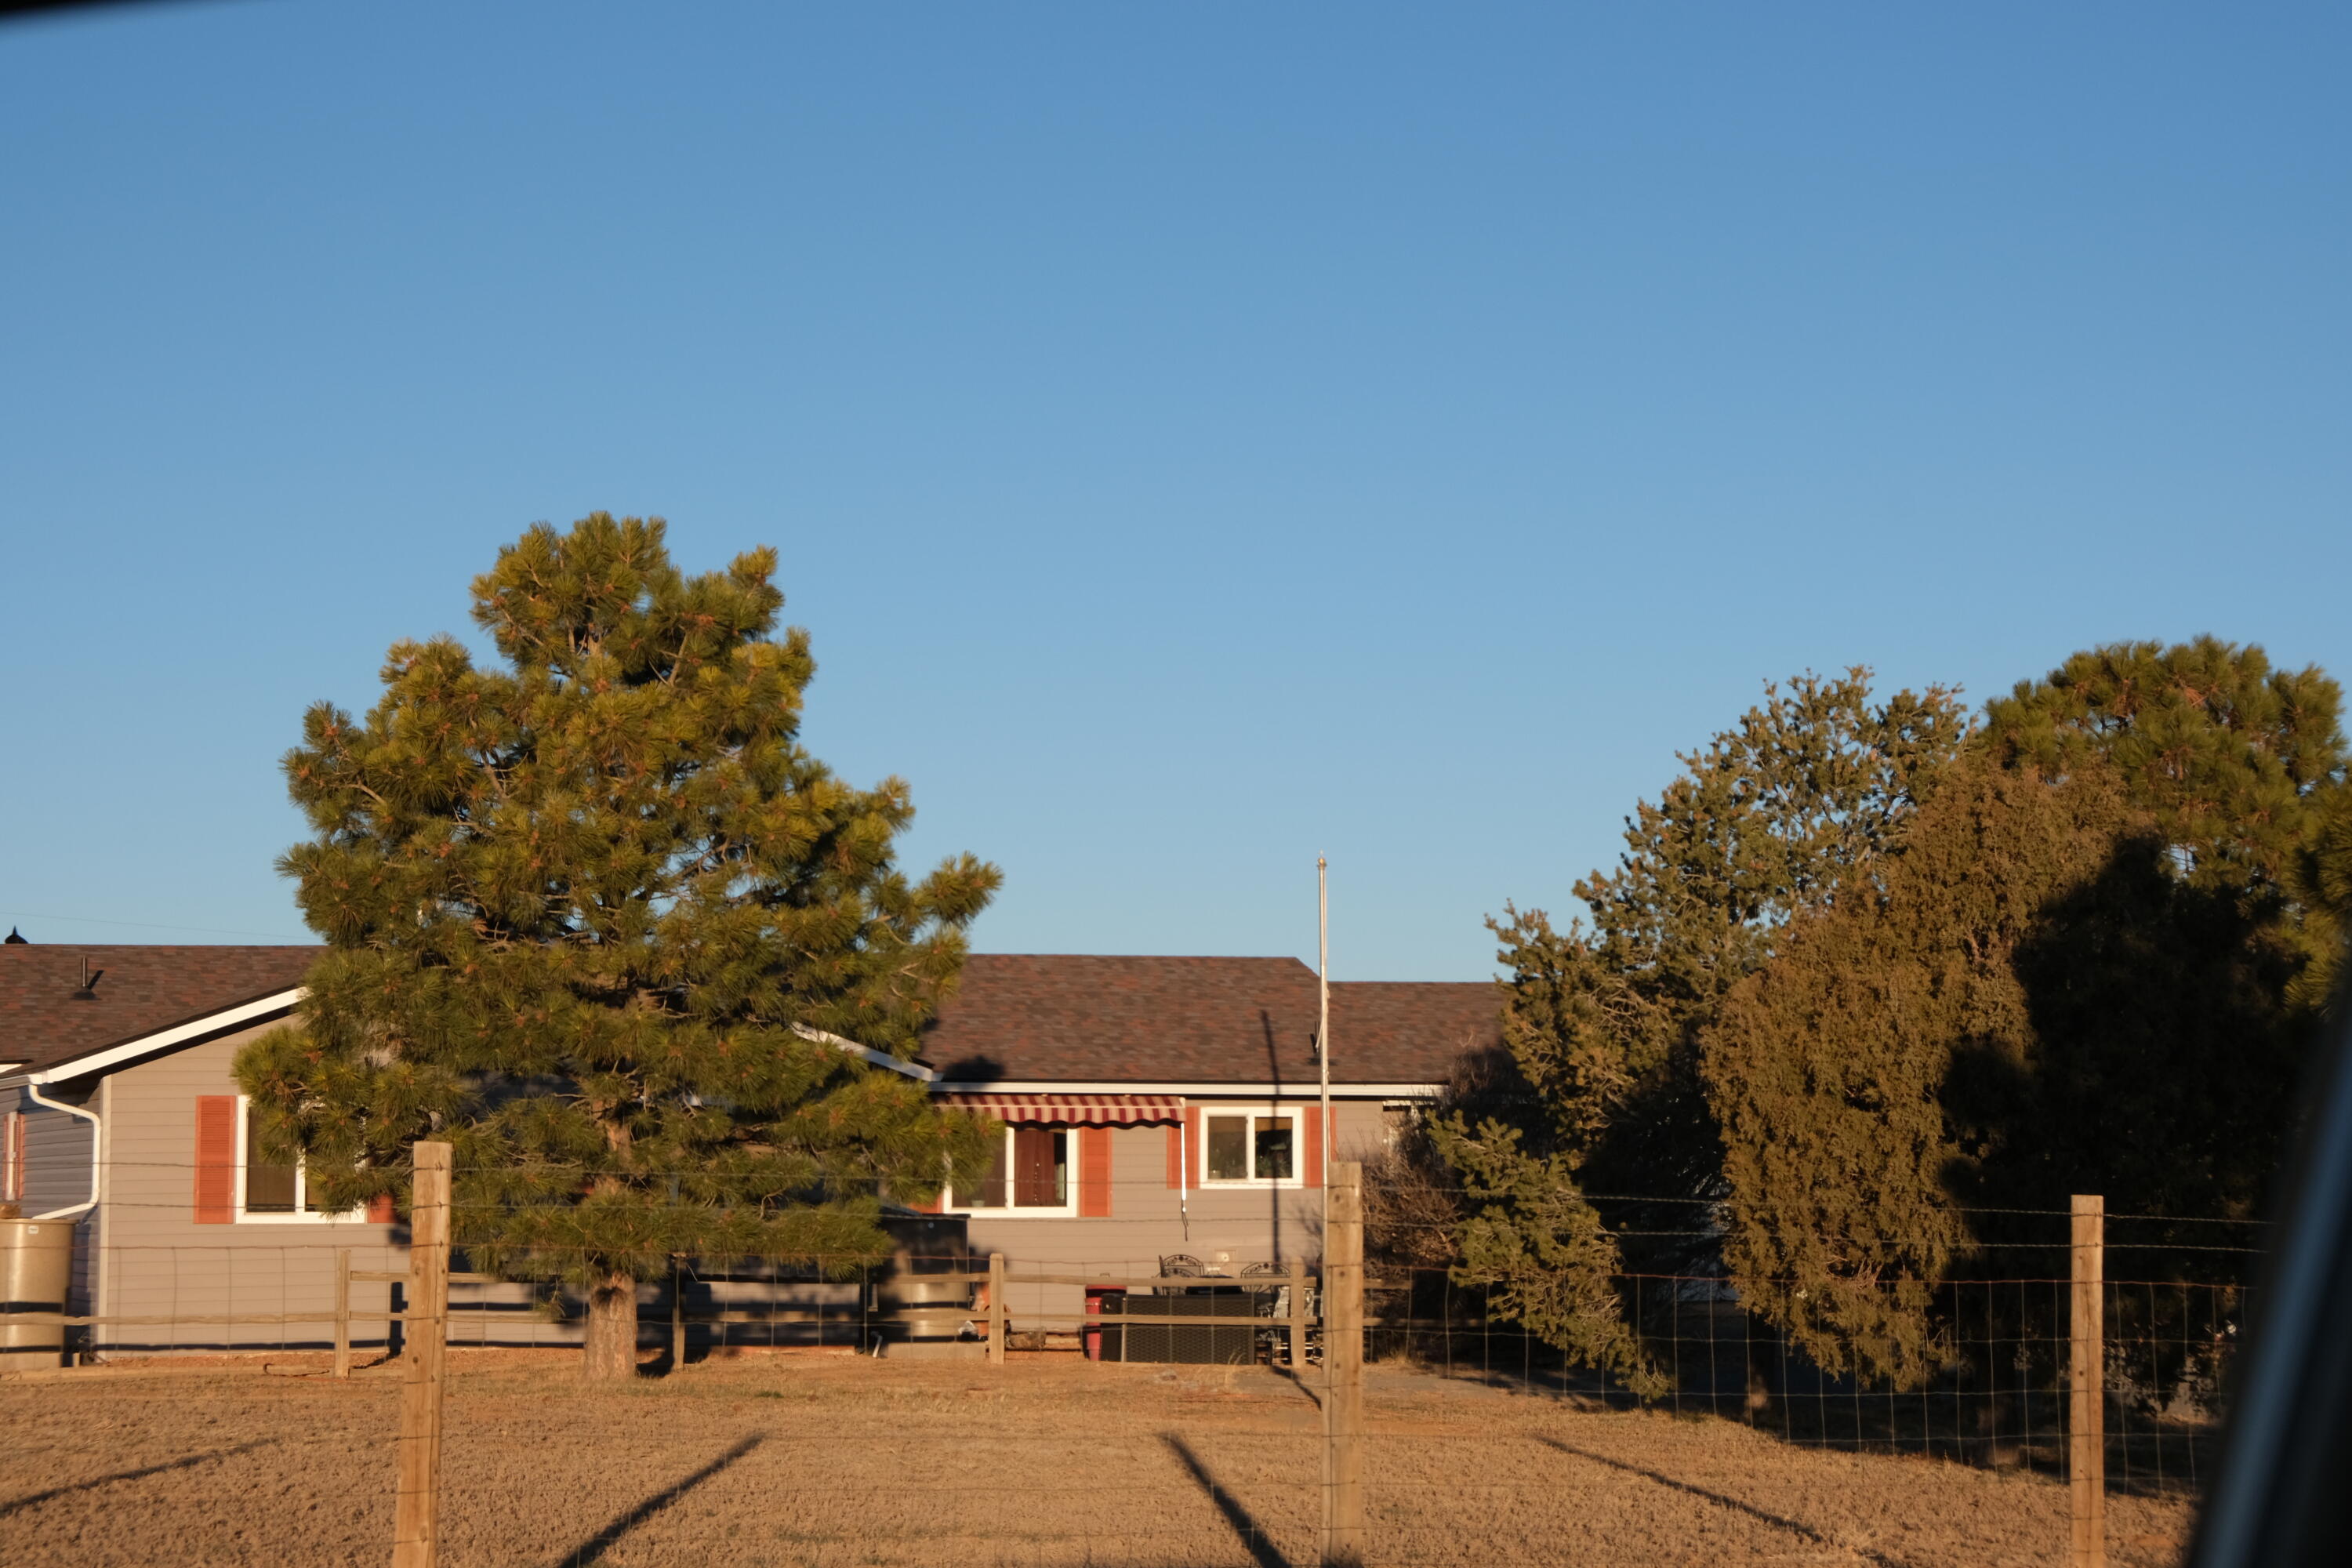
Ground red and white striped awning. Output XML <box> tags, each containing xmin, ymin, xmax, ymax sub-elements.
<box><xmin>938</xmin><ymin>1093</ymin><xmax>1184</xmax><ymax>1127</ymax></box>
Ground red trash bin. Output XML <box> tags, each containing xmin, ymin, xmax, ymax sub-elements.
<box><xmin>1084</xmin><ymin>1285</ymin><xmax>1127</xmax><ymax>1361</ymax></box>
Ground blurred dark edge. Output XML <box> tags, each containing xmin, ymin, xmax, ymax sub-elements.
<box><xmin>2</xmin><ymin>0</ymin><xmax>2347</xmax><ymax>1544</ymax></box>
<box><xmin>2189</xmin><ymin>978</ymin><xmax>2352</xmax><ymax>1567</ymax></box>
<box><xmin>0</xmin><ymin>0</ymin><xmax>222</xmax><ymax>24</ymax></box>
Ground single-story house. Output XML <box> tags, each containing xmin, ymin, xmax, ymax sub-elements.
<box><xmin>1</xmin><ymin>942</ymin><xmax>1498</xmax><ymax>1358</ymax></box>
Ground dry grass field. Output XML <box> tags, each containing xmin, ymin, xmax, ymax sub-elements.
<box><xmin>1</xmin><ymin>1348</ymin><xmax>2195</xmax><ymax>1567</ymax></box>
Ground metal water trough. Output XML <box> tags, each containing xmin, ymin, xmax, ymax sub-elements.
<box><xmin>864</xmin><ymin>1212</ymin><xmax>982</xmax><ymax>1359</ymax></box>
<box><xmin>1</xmin><ymin>1215</ymin><xmax>75</xmax><ymax>1371</ymax></box>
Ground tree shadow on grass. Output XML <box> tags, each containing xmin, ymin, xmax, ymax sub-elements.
<box><xmin>1533</xmin><ymin>1436</ymin><xmax>1910</xmax><ymax>1568</ymax></box>
<box><xmin>1160</xmin><ymin>1433</ymin><xmax>1292</xmax><ymax>1568</ymax></box>
<box><xmin>0</xmin><ymin>1439</ymin><xmax>278</xmax><ymax>1519</ymax></box>
<box><xmin>554</xmin><ymin>1433</ymin><xmax>764</xmax><ymax>1566</ymax></box>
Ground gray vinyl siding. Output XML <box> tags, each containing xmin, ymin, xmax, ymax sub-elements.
<box><xmin>8</xmin><ymin>1083</ymin><xmax>96</xmax><ymax>1219</ymax></box>
<box><xmin>965</xmin><ymin>1098</ymin><xmax>1391</xmax><ymax>1335</ymax></box>
<box><xmin>90</xmin><ymin>1025</ymin><xmax>793</xmax><ymax>1354</ymax></box>
<box><xmin>80</xmin><ymin>1029</ymin><xmax>1407</xmax><ymax>1356</ymax></box>
<box><xmin>91</xmin><ymin>1020</ymin><xmax>407</xmax><ymax>1355</ymax></box>
<box><xmin>3</xmin><ymin>1083</ymin><xmax>99</xmax><ymax>1316</ymax></box>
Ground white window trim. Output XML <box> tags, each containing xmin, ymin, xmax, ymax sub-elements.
<box><xmin>234</xmin><ymin>1096</ymin><xmax>365</xmax><ymax>1225</ymax></box>
<box><xmin>948</xmin><ymin>1123</ymin><xmax>1080</xmax><ymax>1218</ymax></box>
<box><xmin>1197</xmin><ymin>1105</ymin><xmax>1307</xmax><ymax>1189</ymax></box>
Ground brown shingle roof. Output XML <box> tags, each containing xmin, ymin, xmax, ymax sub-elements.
<box><xmin>0</xmin><ymin>945</ymin><xmax>320</xmax><ymax>1077</ymax></box>
<box><xmin>919</xmin><ymin>954</ymin><xmax>1501</xmax><ymax>1088</ymax></box>
<box><xmin>0</xmin><ymin>945</ymin><xmax>1502</xmax><ymax>1091</ymax></box>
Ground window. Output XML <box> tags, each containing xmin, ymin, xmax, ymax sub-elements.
<box><xmin>235</xmin><ymin>1097</ymin><xmax>358</xmax><ymax>1223</ymax></box>
<box><xmin>1201</xmin><ymin>1109</ymin><xmax>1299</xmax><ymax>1186</ymax></box>
<box><xmin>949</xmin><ymin>1125</ymin><xmax>1076</xmax><ymax>1215</ymax></box>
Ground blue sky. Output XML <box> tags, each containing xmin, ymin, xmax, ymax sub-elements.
<box><xmin>2</xmin><ymin>2</ymin><xmax>2346</xmax><ymax>978</ymax></box>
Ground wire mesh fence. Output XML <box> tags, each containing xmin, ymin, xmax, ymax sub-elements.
<box><xmin>1363</xmin><ymin>1269</ymin><xmax>2245</xmax><ymax>1500</ymax></box>
<box><xmin>2</xmin><ymin>1168</ymin><xmax>2259</xmax><ymax>1565</ymax></box>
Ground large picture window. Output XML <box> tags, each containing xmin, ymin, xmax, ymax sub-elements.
<box><xmin>1200</xmin><ymin>1109</ymin><xmax>1300</xmax><ymax>1187</ymax></box>
<box><xmin>949</xmin><ymin>1125</ymin><xmax>1077</xmax><ymax>1216</ymax></box>
<box><xmin>236</xmin><ymin>1097</ymin><xmax>358</xmax><ymax>1223</ymax></box>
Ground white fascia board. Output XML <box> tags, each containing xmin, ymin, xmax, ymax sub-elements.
<box><xmin>926</xmin><ymin>1080</ymin><xmax>1441</xmax><ymax>1099</ymax></box>
<box><xmin>790</xmin><ymin>1023</ymin><xmax>936</xmax><ymax>1082</ymax></box>
<box><xmin>26</xmin><ymin>989</ymin><xmax>307</xmax><ymax>1085</ymax></box>
<box><xmin>20</xmin><ymin>990</ymin><xmax>933</xmax><ymax>1087</ymax></box>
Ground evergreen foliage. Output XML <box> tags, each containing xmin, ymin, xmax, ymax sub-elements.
<box><xmin>2299</xmin><ymin>785</ymin><xmax>2352</xmax><ymax>1006</ymax></box>
<box><xmin>1983</xmin><ymin>635</ymin><xmax>2342</xmax><ymax>897</ymax></box>
<box><xmin>235</xmin><ymin>514</ymin><xmax>1000</xmax><ymax>1378</ymax></box>
<box><xmin>1711</xmin><ymin>638</ymin><xmax>2347</xmax><ymax>1386</ymax></box>
<box><xmin>1426</xmin><ymin>671</ymin><xmax>1971</xmax><ymax>1385</ymax></box>
<box><xmin>1706</xmin><ymin>754</ymin><xmax>2130</xmax><ymax>1383</ymax></box>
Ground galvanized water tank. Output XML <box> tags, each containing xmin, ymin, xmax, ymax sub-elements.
<box><xmin>1</xmin><ymin>1215</ymin><xmax>76</xmax><ymax>1370</ymax></box>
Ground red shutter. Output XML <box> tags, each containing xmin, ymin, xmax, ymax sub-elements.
<box><xmin>368</xmin><ymin>1192</ymin><xmax>396</xmax><ymax>1224</ymax></box>
<box><xmin>194</xmin><ymin>1096</ymin><xmax>237</xmax><ymax>1223</ymax></box>
<box><xmin>1012</xmin><ymin>1127</ymin><xmax>1057</xmax><ymax>1207</ymax></box>
<box><xmin>1304</xmin><ymin>1105</ymin><xmax>1334</xmax><ymax>1189</ymax></box>
<box><xmin>1078</xmin><ymin>1127</ymin><xmax>1112</xmax><ymax>1218</ymax></box>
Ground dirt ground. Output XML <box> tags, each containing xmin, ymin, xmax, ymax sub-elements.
<box><xmin>0</xmin><ymin>1348</ymin><xmax>2194</xmax><ymax>1567</ymax></box>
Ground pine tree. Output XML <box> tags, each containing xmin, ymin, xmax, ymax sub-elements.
<box><xmin>1985</xmin><ymin>635</ymin><xmax>2347</xmax><ymax>1008</ymax></box>
<box><xmin>235</xmin><ymin>514</ymin><xmax>1001</xmax><ymax>1379</ymax></box>
<box><xmin>1428</xmin><ymin>670</ymin><xmax>1970</xmax><ymax>1386</ymax></box>
<box><xmin>1985</xmin><ymin>636</ymin><xmax>2341</xmax><ymax>901</ymax></box>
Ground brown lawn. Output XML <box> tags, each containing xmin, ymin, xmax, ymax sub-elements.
<box><xmin>0</xmin><ymin>1348</ymin><xmax>2194</xmax><ymax>1567</ymax></box>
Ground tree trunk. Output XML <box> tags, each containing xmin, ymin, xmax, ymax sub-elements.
<box><xmin>583</xmin><ymin>1271</ymin><xmax>640</xmax><ymax>1381</ymax></box>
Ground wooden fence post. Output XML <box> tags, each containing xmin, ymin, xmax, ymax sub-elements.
<box><xmin>2070</xmin><ymin>1193</ymin><xmax>2105</xmax><ymax>1568</ymax></box>
<box><xmin>334</xmin><ymin>1247</ymin><xmax>352</xmax><ymax>1379</ymax></box>
<box><xmin>1288</xmin><ymin>1261</ymin><xmax>1309</xmax><ymax>1373</ymax></box>
<box><xmin>1321</xmin><ymin>1160</ymin><xmax>1364</xmax><ymax>1568</ymax></box>
<box><xmin>670</xmin><ymin>1257</ymin><xmax>685</xmax><ymax>1371</ymax></box>
<box><xmin>392</xmin><ymin>1142</ymin><xmax>452</xmax><ymax>1568</ymax></box>
<box><xmin>987</xmin><ymin>1252</ymin><xmax>1007</xmax><ymax>1367</ymax></box>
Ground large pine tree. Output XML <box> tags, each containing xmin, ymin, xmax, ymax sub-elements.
<box><xmin>236</xmin><ymin>514</ymin><xmax>1000</xmax><ymax>1378</ymax></box>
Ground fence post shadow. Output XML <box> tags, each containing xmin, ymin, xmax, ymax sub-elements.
<box><xmin>553</xmin><ymin>1432</ymin><xmax>764</xmax><ymax>1567</ymax></box>
<box><xmin>0</xmin><ymin>1439</ymin><xmax>279</xmax><ymax>1520</ymax></box>
<box><xmin>1532</xmin><ymin>1436</ymin><xmax>1910</xmax><ymax>1568</ymax></box>
<box><xmin>1159</xmin><ymin>1432</ymin><xmax>1292</xmax><ymax>1568</ymax></box>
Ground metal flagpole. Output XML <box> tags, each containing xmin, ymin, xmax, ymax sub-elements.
<box><xmin>1316</xmin><ymin>855</ymin><xmax>1335</xmax><ymax>1559</ymax></box>
<box><xmin>1318</xmin><ymin>856</ymin><xmax>1330</xmax><ymax>1190</ymax></box>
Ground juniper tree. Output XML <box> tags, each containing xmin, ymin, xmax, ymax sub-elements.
<box><xmin>1705</xmin><ymin>753</ymin><xmax>2132</xmax><ymax>1385</ymax></box>
<box><xmin>1426</xmin><ymin>670</ymin><xmax>1969</xmax><ymax>1386</ymax></box>
<box><xmin>1710</xmin><ymin>638</ymin><xmax>2347</xmax><ymax>1387</ymax></box>
<box><xmin>235</xmin><ymin>514</ymin><xmax>1000</xmax><ymax>1379</ymax></box>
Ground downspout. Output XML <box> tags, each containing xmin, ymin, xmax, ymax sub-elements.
<box><xmin>1178</xmin><ymin>1103</ymin><xmax>1189</xmax><ymax>1243</ymax></box>
<box><xmin>24</xmin><ymin>1080</ymin><xmax>100</xmax><ymax>1221</ymax></box>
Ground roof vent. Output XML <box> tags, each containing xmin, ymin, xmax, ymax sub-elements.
<box><xmin>2</xmin><ymin>927</ymin><xmax>25</xmax><ymax>945</ymax></box>
<box><xmin>70</xmin><ymin>958</ymin><xmax>103</xmax><ymax>1001</ymax></box>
